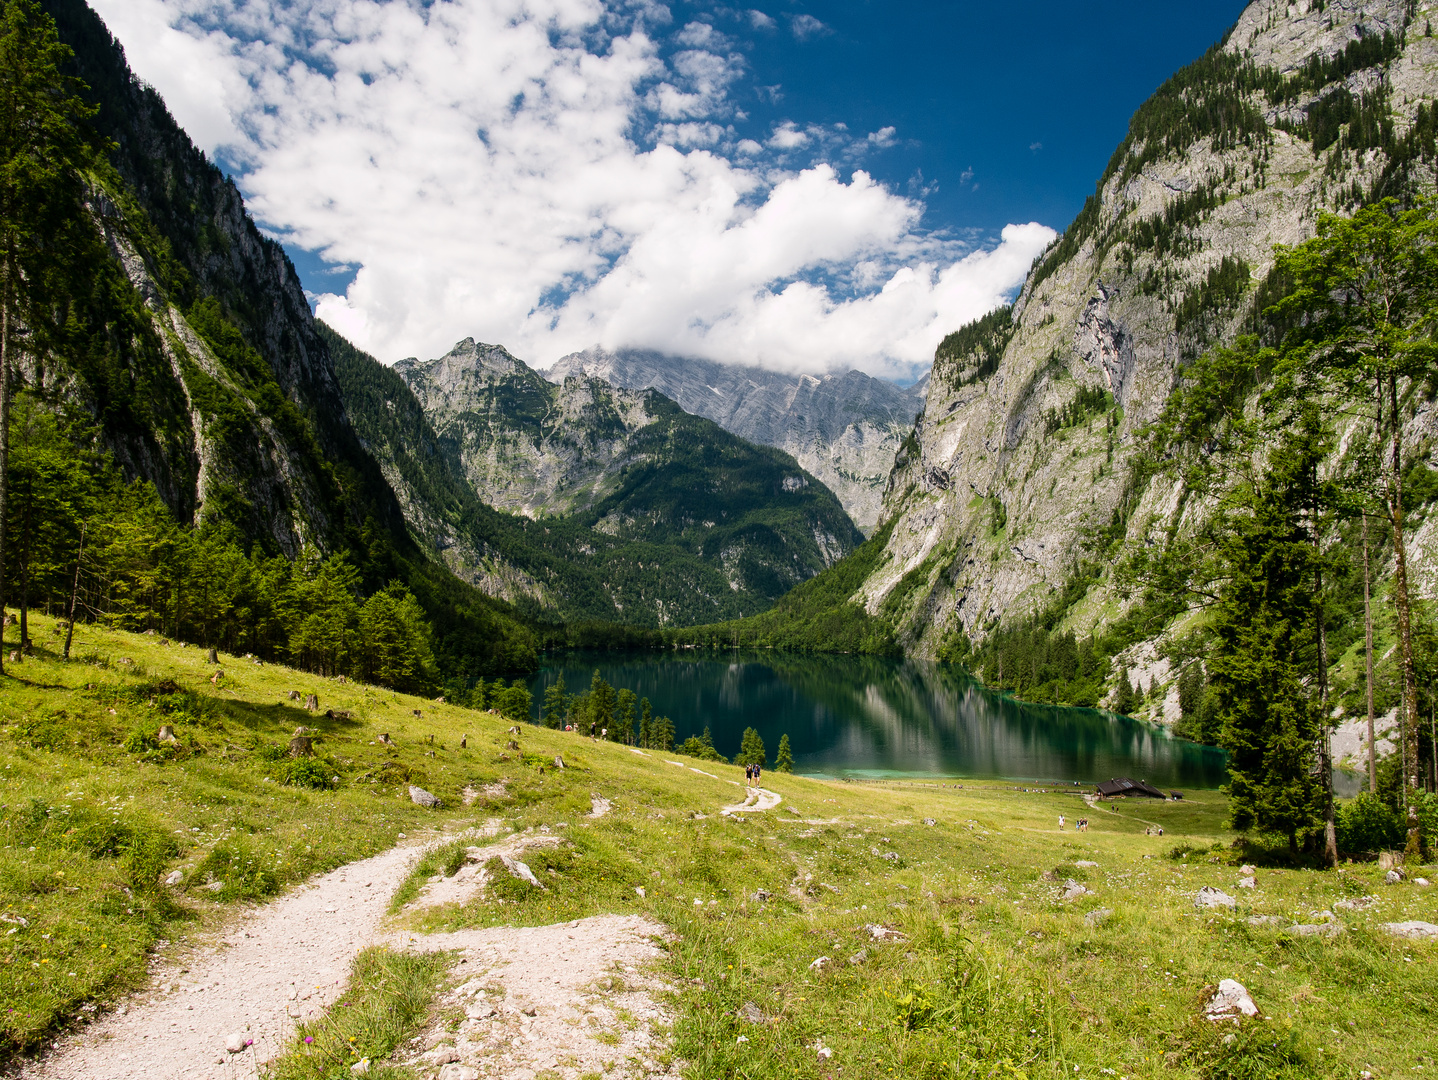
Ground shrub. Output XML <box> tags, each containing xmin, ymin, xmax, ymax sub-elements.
<box><xmin>1336</xmin><ymin>792</ymin><xmax>1404</xmax><ymax>854</ymax></box>
<box><xmin>281</xmin><ymin>759</ymin><xmax>336</xmax><ymax>790</ymax></box>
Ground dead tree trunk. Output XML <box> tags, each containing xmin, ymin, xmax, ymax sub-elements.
<box><xmin>63</xmin><ymin>522</ymin><xmax>84</xmax><ymax>659</ymax></box>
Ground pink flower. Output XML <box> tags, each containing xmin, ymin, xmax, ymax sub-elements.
<box><xmin>304</xmin><ymin>1036</ymin><xmax>314</xmax><ymax>1044</ymax></box>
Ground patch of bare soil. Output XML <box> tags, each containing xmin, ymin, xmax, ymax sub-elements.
<box><xmin>387</xmin><ymin>915</ymin><xmax>678</xmax><ymax>1080</ymax></box>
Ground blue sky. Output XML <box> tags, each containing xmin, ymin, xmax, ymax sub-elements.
<box><xmin>94</xmin><ymin>0</ymin><xmax>1245</xmax><ymax>376</ymax></box>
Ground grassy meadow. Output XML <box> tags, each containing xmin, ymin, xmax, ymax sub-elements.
<box><xmin>1</xmin><ymin>613</ymin><xmax>1435</xmax><ymax>1079</ymax></box>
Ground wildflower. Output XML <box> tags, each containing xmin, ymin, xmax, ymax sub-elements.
<box><xmin>304</xmin><ymin>1036</ymin><xmax>314</xmax><ymax>1044</ymax></box>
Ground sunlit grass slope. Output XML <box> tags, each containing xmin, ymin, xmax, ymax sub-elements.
<box><xmin>2</xmin><ymin>614</ymin><xmax>1435</xmax><ymax>1078</ymax></box>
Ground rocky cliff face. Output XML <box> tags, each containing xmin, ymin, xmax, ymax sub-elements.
<box><xmin>860</xmin><ymin>0</ymin><xmax>1438</xmax><ymax>667</ymax></box>
<box><xmin>376</xmin><ymin>336</ymin><xmax>866</xmax><ymax>624</ymax></box>
<box><xmin>548</xmin><ymin>348</ymin><xmax>925</xmax><ymax>533</ymax></box>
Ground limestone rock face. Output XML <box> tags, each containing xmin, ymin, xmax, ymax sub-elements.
<box><xmin>548</xmin><ymin>348</ymin><xmax>925</xmax><ymax>533</ymax></box>
<box><xmin>854</xmin><ymin>0</ymin><xmax>1438</xmax><ymax>679</ymax></box>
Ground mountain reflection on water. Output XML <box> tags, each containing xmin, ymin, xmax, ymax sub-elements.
<box><xmin>529</xmin><ymin>651</ymin><xmax>1228</xmax><ymax>790</ymax></box>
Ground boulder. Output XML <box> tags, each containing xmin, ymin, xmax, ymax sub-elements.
<box><xmin>1381</xmin><ymin>921</ymin><xmax>1438</xmax><ymax>940</ymax></box>
<box><xmin>1385</xmin><ymin>869</ymin><xmax>1405</xmax><ymax>885</ymax></box>
<box><xmin>500</xmin><ymin>854</ymin><xmax>542</xmax><ymax>887</ymax></box>
<box><xmin>1204</xmin><ymin>979</ymin><xmax>1259</xmax><ymax>1021</ymax></box>
<box><xmin>1195</xmin><ymin>886</ymin><xmax>1236</xmax><ymax>909</ymax></box>
<box><xmin>409</xmin><ymin>785</ymin><xmax>441</xmax><ymax>808</ymax></box>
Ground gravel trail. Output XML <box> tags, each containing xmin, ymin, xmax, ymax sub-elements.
<box><xmin>18</xmin><ymin>842</ymin><xmax>423</xmax><ymax>1080</ymax></box>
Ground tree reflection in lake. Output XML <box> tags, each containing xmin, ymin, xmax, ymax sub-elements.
<box><xmin>529</xmin><ymin>650</ymin><xmax>1227</xmax><ymax>789</ymax></box>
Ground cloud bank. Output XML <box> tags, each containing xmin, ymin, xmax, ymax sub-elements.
<box><xmin>93</xmin><ymin>0</ymin><xmax>1054</xmax><ymax>378</ymax></box>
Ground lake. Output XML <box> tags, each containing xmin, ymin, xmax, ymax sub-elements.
<box><xmin>527</xmin><ymin>650</ymin><xmax>1229</xmax><ymax>790</ymax></box>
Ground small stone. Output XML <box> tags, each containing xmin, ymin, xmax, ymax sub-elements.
<box><xmin>1061</xmin><ymin>879</ymin><xmax>1092</xmax><ymax>901</ymax></box>
<box><xmin>922</xmin><ymin>818</ymin><xmax>936</xmax><ymax>826</ymax></box>
<box><xmin>425</xmin><ymin>1047</ymin><xmax>461</xmax><ymax>1065</ymax></box>
<box><xmin>848</xmin><ymin>949</ymin><xmax>869</xmax><ymax>965</ymax></box>
<box><xmin>1246</xmin><ymin>915</ymin><xmax>1285</xmax><ymax>927</ymax></box>
<box><xmin>1334</xmin><ymin>895</ymin><xmax>1378</xmax><ymax>912</ymax></box>
<box><xmin>1238</xmin><ymin>876</ymin><xmax>1256</xmax><ymax>889</ymax></box>
<box><xmin>1415</xmin><ymin>878</ymin><xmax>1430</xmax><ymax>886</ymax></box>
<box><xmin>1239</xmin><ymin>864</ymin><xmax>1256</xmax><ymax>875</ymax></box>
<box><xmin>224</xmin><ymin>1032</ymin><xmax>248</xmax><ymax>1054</ymax></box>
<box><xmin>1380</xmin><ymin>921</ymin><xmax>1438</xmax><ymax>940</ymax></box>
<box><xmin>349</xmin><ymin>1060</ymin><xmax>371</xmax><ymax>1076</ymax></box>
<box><xmin>409</xmin><ymin>785</ymin><xmax>441</xmax><ymax>808</ymax></box>
<box><xmin>164</xmin><ymin>870</ymin><xmax>183</xmax><ymax>887</ymax></box>
<box><xmin>501</xmin><ymin>855</ymin><xmax>543</xmax><ymax>888</ymax></box>
<box><xmin>814</xmin><ymin>1040</ymin><xmax>833</xmax><ymax>1060</ymax></box>
<box><xmin>1195</xmin><ymin>886</ymin><xmax>1236</xmax><ymax>909</ymax></box>
<box><xmin>1083</xmin><ymin>907</ymin><xmax>1113</xmax><ymax>927</ymax></box>
<box><xmin>438</xmin><ymin>1067</ymin><xmax>480</xmax><ymax>1080</ymax></box>
<box><xmin>1287</xmin><ymin>922</ymin><xmax>1342</xmax><ymax>938</ymax></box>
<box><xmin>465</xmin><ymin>1003</ymin><xmax>497</xmax><ymax>1020</ymax></box>
<box><xmin>808</xmin><ymin>956</ymin><xmax>831</xmax><ymax>972</ymax></box>
<box><xmin>1385</xmin><ymin>869</ymin><xmax>1404</xmax><ymax>885</ymax></box>
<box><xmin>1074</xmin><ymin>860</ymin><xmax>1099</xmax><ymax>868</ymax></box>
<box><xmin>1204</xmin><ymin>978</ymin><xmax>1259</xmax><ymax>1021</ymax></box>
<box><xmin>751</xmin><ymin>889</ymin><xmax>772</xmax><ymax>902</ymax></box>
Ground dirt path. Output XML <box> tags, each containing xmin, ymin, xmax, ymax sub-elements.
<box><xmin>19</xmin><ymin>842</ymin><xmax>424</xmax><ymax>1080</ymax></box>
<box><xmin>720</xmin><ymin>787</ymin><xmax>781</xmax><ymax>815</ymax></box>
<box><xmin>19</xmin><ymin>804</ymin><xmax>695</xmax><ymax>1080</ymax></box>
<box><xmin>385</xmin><ymin>915</ymin><xmax>678</xmax><ymax>1080</ymax></box>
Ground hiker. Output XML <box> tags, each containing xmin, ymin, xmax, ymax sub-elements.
<box><xmin>745</xmin><ymin>763</ymin><xmax>753</xmax><ymax>785</ymax></box>
<box><xmin>754</xmin><ymin>763</ymin><xmax>761</xmax><ymax>784</ymax></box>
<box><xmin>1058</xmin><ymin>814</ymin><xmax>1065</xmax><ymax>830</ymax></box>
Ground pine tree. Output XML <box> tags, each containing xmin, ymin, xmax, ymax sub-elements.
<box><xmin>1112</xmin><ymin>669</ymin><xmax>1138</xmax><ymax>715</ymax></box>
<box><xmin>542</xmin><ymin>673</ymin><xmax>567</xmax><ymax>729</ymax></box>
<box><xmin>775</xmin><ymin>733</ymin><xmax>794</xmax><ymax>773</ymax></box>
<box><xmin>589</xmin><ymin>670</ymin><xmax>616</xmax><ymax>736</ymax></box>
<box><xmin>616</xmin><ymin>688</ymin><xmax>636</xmax><ymax>744</ymax></box>
<box><xmin>638</xmin><ymin>697</ymin><xmax>652</xmax><ymax>747</ymax></box>
<box><xmin>0</xmin><ymin>0</ymin><xmax>106</xmax><ymax>672</ymax></box>
<box><xmin>735</xmin><ymin>726</ymin><xmax>766</xmax><ymax>767</ymax></box>
<box><xmin>654</xmin><ymin>715</ymin><xmax>675</xmax><ymax>751</ymax></box>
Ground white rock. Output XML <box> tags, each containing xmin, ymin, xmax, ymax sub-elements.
<box><xmin>224</xmin><ymin>1032</ymin><xmax>249</xmax><ymax>1054</ymax></box>
<box><xmin>1195</xmin><ymin>886</ymin><xmax>1236</xmax><ymax>909</ymax></box>
<box><xmin>1074</xmin><ymin>860</ymin><xmax>1099</xmax><ymax>868</ymax></box>
<box><xmin>1083</xmin><ymin>907</ymin><xmax>1114</xmax><ymax>927</ymax></box>
<box><xmin>438</xmin><ymin>1066</ymin><xmax>480</xmax><ymax>1080</ymax></box>
<box><xmin>349</xmin><ymin>1060</ymin><xmax>370</xmax><ymax>1075</ymax></box>
<box><xmin>1385</xmin><ymin>869</ymin><xmax>1404</xmax><ymax>885</ymax></box>
<box><xmin>814</xmin><ymin>1040</ymin><xmax>833</xmax><ymax>1060</ymax></box>
<box><xmin>409</xmin><ymin>785</ymin><xmax>441</xmax><ymax>808</ymax></box>
<box><xmin>1247</xmin><ymin>915</ymin><xmax>1285</xmax><ymax>927</ymax></box>
<box><xmin>634</xmin><ymin>886</ymin><xmax>646</xmax><ymax>898</ymax></box>
<box><xmin>1334</xmin><ymin>895</ymin><xmax>1378</xmax><ymax>911</ymax></box>
<box><xmin>1381</xmin><ymin>921</ymin><xmax>1438</xmax><ymax>940</ymax></box>
<box><xmin>1414</xmin><ymin>878</ymin><xmax>1430</xmax><ymax>886</ymax></box>
<box><xmin>164</xmin><ymin>870</ymin><xmax>183</xmax><ymax>887</ymax></box>
<box><xmin>809</xmin><ymin>956</ymin><xmax>831</xmax><ymax>971</ymax></box>
<box><xmin>425</xmin><ymin>1046</ymin><xmax>461</xmax><ymax>1064</ymax></box>
<box><xmin>500</xmin><ymin>855</ymin><xmax>543</xmax><ymax>888</ymax></box>
<box><xmin>1061</xmin><ymin>879</ymin><xmax>1092</xmax><ymax>900</ymax></box>
<box><xmin>1288</xmin><ymin>922</ymin><xmax>1342</xmax><ymax>938</ymax></box>
<box><xmin>1204</xmin><ymin>979</ymin><xmax>1259</xmax><ymax>1021</ymax></box>
<box><xmin>1238</xmin><ymin>876</ymin><xmax>1256</xmax><ymax>889</ymax></box>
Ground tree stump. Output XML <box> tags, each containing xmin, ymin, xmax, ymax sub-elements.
<box><xmin>378</xmin><ymin>733</ymin><xmax>392</xmax><ymax>745</ymax></box>
<box><xmin>206</xmin><ymin>647</ymin><xmax>218</xmax><ymax>664</ymax></box>
<box><xmin>288</xmin><ymin>690</ymin><xmax>300</xmax><ymax>701</ymax></box>
<box><xmin>459</xmin><ymin>734</ymin><xmax>467</xmax><ymax>749</ymax></box>
<box><xmin>288</xmin><ymin>735</ymin><xmax>314</xmax><ymax>757</ymax></box>
<box><xmin>157</xmin><ymin>725</ymin><xmax>179</xmax><ymax>744</ymax></box>
<box><xmin>305</xmin><ymin>693</ymin><xmax>318</xmax><ymax>711</ymax></box>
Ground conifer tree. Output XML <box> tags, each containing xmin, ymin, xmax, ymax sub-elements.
<box><xmin>542</xmin><ymin>673</ymin><xmax>566</xmax><ymax>729</ymax></box>
<box><xmin>0</xmin><ymin>0</ymin><xmax>106</xmax><ymax>671</ymax></box>
<box><xmin>589</xmin><ymin>670</ymin><xmax>616</xmax><ymax>736</ymax></box>
<box><xmin>775</xmin><ymin>733</ymin><xmax>794</xmax><ymax>773</ymax></box>
<box><xmin>616</xmin><ymin>688</ymin><xmax>636</xmax><ymax>744</ymax></box>
<box><xmin>735</xmin><ymin>726</ymin><xmax>766</xmax><ymax>767</ymax></box>
<box><xmin>638</xmin><ymin>697</ymin><xmax>652</xmax><ymax>747</ymax></box>
<box><xmin>654</xmin><ymin>715</ymin><xmax>675</xmax><ymax>752</ymax></box>
<box><xmin>1112</xmin><ymin>668</ymin><xmax>1138</xmax><ymax>716</ymax></box>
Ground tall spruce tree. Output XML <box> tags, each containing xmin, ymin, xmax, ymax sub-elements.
<box><xmin>735</xmin><ymin>726</ymin><xmax>766</xmax><ymax>768</ymax></box>
<box><xmin>638</xmin><ymin>697</ymin><xmax>652</xmax><ymax>748</ymax></box>
<box><xmin>774</xmin><ymin>733</ymin><xmax>794</xmax><ymax>773</ymax></box>
<box><xmin>1276</xmin><ymin>200</ymin><xmax>1438</xmax><ymax>857</ymax></box>
<box><xmin>0</xmin><ymin>0</ymin><xmax>104</xmax><ymax>671</ymax></box>
<box><xmin>616</xmin><ymin>688</ymin><xmax>636</xmax><ymax>744</ymax></box>
<box><xmin>542</xmin><ymin>673</ymin><xmax>567</xmax><ymax>729</ymax></box>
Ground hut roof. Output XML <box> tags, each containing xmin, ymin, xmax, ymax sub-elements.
<box><xmin>1095</xmin><ymin>777</ymin><xmax>1168</xmax><ymax>799</ymax></box>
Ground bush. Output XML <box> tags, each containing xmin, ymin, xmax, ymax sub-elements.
<box><xmin>281</xmin><ymin>759</ymin><xmax>336</xmax><ymax>790</ymax></box>
<box><xmin>190</xmin><ymin>842</ymin><xmax>282</xmax><ymax>901</ymax></box>
<box><xmin>1336</xmin><ymin>792</ymin><xmax>1404</xmax><ymax>854</ymax></box>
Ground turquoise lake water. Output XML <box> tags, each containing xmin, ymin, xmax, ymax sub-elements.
<box><xmin>527</xmin><ymin>650</ymin><xmax>1228</xmax><ymax>790</ymax></box>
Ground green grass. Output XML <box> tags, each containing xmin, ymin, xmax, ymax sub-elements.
<box><xmin>3</xmin><ymin>613</ymin><xmax>1437</xmax><ymax>1078</ymax></box>
<box><xmin>262</xmin><ymin>947</ymin><xmax>451</xmax><ymax>1080</ymax></box>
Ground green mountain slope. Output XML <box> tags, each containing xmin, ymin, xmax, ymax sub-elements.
<box><xmin>328</xmin><ymin>327</ymin><xmax>864</xmax><ymax>626</ymax></box>
<box><xmin>13</xmin><ymin>0</ymin><xmax>539</xmax><ymax>681</ymax></box>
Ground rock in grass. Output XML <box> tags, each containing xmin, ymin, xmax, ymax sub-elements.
<box><xmin>1385</xmin><ymin>870</ymin><xmax>1405</xmax><ymax>885</ymax></box>
<box><xmin>1288</xmin><ymin>922</ymin><xmax>1342</xmax><ymax>938</ymax></box>
<box><xmin>848</xmin><ymin>949</ymin><xmax>869</xmax><ymax>965</ymax></box>
<box><xmin>437</xmin><ymin>1066</ymin><xmax>480</xmax><ymax>1080</ymax></box>
<box><xmin>1074</xmin><ymin>860</ymin><xmax>1099</xmax><ymax>868</ymax></box>
<box><xmin>409</xmin><ymin>785</ymin><xmax>441</xmax><ymax>808</ymax></box>
<box><xmin>1334</xmin><ymin>895</ymin><xmax>1378</xmax><ymax>912</ymax></box>
<box><xmin>1204</xmin><ymin>979</ymin><xmax>1259</xmax><ymax>1021</ymax></box>
<box><xmin>1238</xmin><ymin>876</ymin><xmax>1257</xmax><ymax>889</ymax></box>
<box><xmin>164</xmin><ymin>870</ymin><xmax>183</xmax><ymax>887</ymax></box>
<box><xmin>500</xmin><ymin>854</ymin><xmax>543</xmax><ymax>888</ymax></box>
<box><xmin>1083</xmin><ymin>907</ymin><xmax>1113</xmax><ymax>927</ymax></box>
<box><xmin>1061</xmin><ymin>879</ymin><xmax>1092</xmax><ymax>901</ymax></box>
<box><xmin>424</xmin><ymin>1046</ymin><xmax>460</xmax><ymax>1064</ymax></box>
<box><xmin>739</xmin><ymin>1002</ymin><xmax>766</xmax><ymax>1024</ymax></box>
<box><xmin>349</xmin><ymin>1060</ymin><xmax>370</xmax><ymax>1076</ymax></box>
<box><xmin>1247</xmin><ymin>915</ymin><xmax>1284</xmax><ymax>927</ymax></box>
<box><xmin>1381</xmin><ymin>921</ymin><xmax>1438</xmax><ymax>940</ymax></box>
<box><xmin>1195</xmin><ymin>886</ymin><xmax>1236</xmax><ymax>909</ymax></box>
<box><xmin>808</xmin><ymin>956</ymin><xmax>831</xmax><ymax>972</ymax></box>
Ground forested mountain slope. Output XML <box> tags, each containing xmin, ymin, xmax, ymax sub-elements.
<box><xmin>724</xmin><ymin>0</ymin><xmax>1438</xmax><ymax>719</ymax></box>
<box><xmin>548</xmin><ymin>348</ymin><xmax>926</xmax><ymax>533</ymax></box>
<box><xmin>17</xmin><ymin>0</ymin><xmax>540</xmax><ymax>681</ymax></box>
<box><xmin>335</xmin><ymin>330</ymin><xmax>864</xmax><ymax>626</ymax></box>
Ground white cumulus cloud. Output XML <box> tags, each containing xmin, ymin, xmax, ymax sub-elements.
<box><xmin>90</xmin><ymin>0</ymin><xmax>1054</xmax><ymax>378</ymax></box>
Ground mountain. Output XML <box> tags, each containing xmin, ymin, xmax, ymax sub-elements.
<box><xmin>335</xmin><ymin>332</ymin><xmax>865</xmax><ymax>626</ymax></box>
<box><xmin>682</xmin><ymin>0</ymin><xmax>1438</xmax><ymax>712</ymax></box>
<box><xmin>547</xmin><ymin>348</ymin><xmax>926</xmax><ymax>533</ymax></box>
<box><xmin>30</xmin><ymin>0</ymin><xmax>540</xmax><ymax>678</ymax></box>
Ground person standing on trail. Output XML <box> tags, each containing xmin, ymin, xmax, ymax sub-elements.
<box><xmin>1059</xmin><ymin>814</ymin><xmax>1065</xmax><ymax>830</ymax></box>
<box><xmin>745</xmin><ymin>763</ymin><xmax>753</xmax><ymax>785</ymax></box>
<box><xmin>754</xmin><ymin>763</ymin><xmax>761</xmax><ymax>784</ymax></box>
